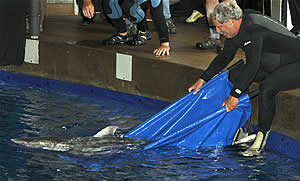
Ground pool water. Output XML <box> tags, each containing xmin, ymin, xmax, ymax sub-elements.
<box><xmin>0</xmin><ymin>78</ymin><xmax>299</xmax><ymax>180</ymax></box>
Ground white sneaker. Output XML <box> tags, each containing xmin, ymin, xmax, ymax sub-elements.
<box><xmin>241</xmin><ymin>131</ymin><xmax>270</xmax><ymax>157</ymax></box>
<box><xmin>232</xmin><ymin>128</ymin><xmax>256</xmax><ymax>145</ymax></box>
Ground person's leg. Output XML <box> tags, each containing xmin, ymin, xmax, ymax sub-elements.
<box><xmin>127</xmin><ymin>1</ymin><xmax>151</xmax><ymax>45</ymax></box>
<box><xmin>196</xmin><ymin>0</ymin><xmax>236</xmax><ymax>50</ymax></box>
<box><xmin>258</xmin><ymin>61</ymin><xmax>300</xmax><ymax>131</ymax></box>
<box><xmin>243</xmin><ymin>57</ymin><xmax>300</xmax><ymax>156</ymax></box>
<box><xmin>288</xmin><ymin>0</ymin><xmax>300</xmax><ymax>36</ymax></box>
<box><xmin>163</xmin><ymin>0</ymin><xmax>171</xmax><ymax>19</ymax></box>
<box><xmin>103</xmin><ymin>0</ymin><xmax>128</xmax><ymax>45</ymax></box>
<box><xmin>149</xmin><ymin>0</ymin><xmax>169</xmax><ymax>43</ymax></box>
<box><xmin>162</xmin><ymin>0</ymin><xmax>176</xmax><ymax>34</ymax></box>
<box><xmin>40</xmin><ymin>0</ymin><xmax>47</xmax><ymax>31</ymax></box>
<box><xmin>196</xmin><ymin>0</ymin><xmax>220</xmax><ymax>50</ymax></box>
<box><xmin>0</xmin><ymin>0</ymin><xmax>28</xmax><ymax>66</ymax></box>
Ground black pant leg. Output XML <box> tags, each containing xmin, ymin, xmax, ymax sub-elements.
<box><xmin>288</xmin><ymin>0</ymin><xmax>300</xmax><ymax>30</ymax></box>
<box><xmin>257</xmin><ymin>58</ymin><xmax>300</xmax><ymax>131</ymax></box>
<box><xmin>0</xmin><ymin>0</ymin><xmax>29</xmax><ymax>66</ymax></box>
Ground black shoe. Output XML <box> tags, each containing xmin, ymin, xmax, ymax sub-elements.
<box><xmin>196</xmin><ymin>38</ymin><xmax>222</xmax><ymax>50</ymax></box>
<box><xmin>102</xmin><ymin>33</ymin><xmax>128</xmax><ymax>45</ymax></box>
<box><xmin>291</xmin><ymin>27</ymin><xmax>300</xmax><ymax>37</ymax></box>
<box><xmin>196</xmin><ymin>38</ymin><xmax>223</xmax><ymax>50</ymax></box>
<box><xmin>81</xmin><ymin>16</ymin><xmax>93</xmax><ymax>26</ymax></box>
<box><xmin>166</xmin><ymin>18</ymin><xmax>176</xmax><ymax>34</ymax></box>
<box><xmin>290</xmin><ymin>27</ymin><xmax>300</xmax><ymax>33</ymax></box>
<box><xmin>128</xmin><ymin>31</ymin><xmax>152</xmax><ymax>46</ymax></box>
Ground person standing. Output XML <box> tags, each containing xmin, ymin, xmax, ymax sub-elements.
<box><xmin>80</xmin><ymin>0</ymin><xmax>170</xmax><ymax>56</ymax></box>
<box><xmin>288</xmin><ymin>0</ymin><xmax>300</xmax><ymax>37</ymax></box>
<box><xmin>0</xmin><ymin>0</ymin><xmax>28</xmax><ymax>66</ymax></box>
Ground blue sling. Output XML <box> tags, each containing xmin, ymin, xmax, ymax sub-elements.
<box><xmin>126</xmin><ymin>70</ymin><xmax>252</xmax><ymax>150</ymax></box>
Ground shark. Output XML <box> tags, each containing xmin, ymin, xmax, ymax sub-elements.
<box><xmin>11</xmin><ymin>126</ymin><xmax>147</xmax><ymax>156</ymax></box>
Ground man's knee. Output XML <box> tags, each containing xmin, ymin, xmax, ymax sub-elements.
<box><xmin>259</xmin><ymin>79</ymin><xmax>278</xmax><ymax>100</ymax></box>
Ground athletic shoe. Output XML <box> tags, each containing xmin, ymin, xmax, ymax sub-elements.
<box><xmin>102</xmin><ymin>33</ymin><xmax>128</xmax><ymax>45</ymax></box>
<box><xmin>81</xmin><ymin>16</ymin><xmax>94</xmax><ymax>26</ymax></box>
<box><xmin>196</xmin><ymin>38</ymin><xmax>223</xmax><ymax>50</ymax></box>
<box><xmin>241</xmin><ymin>130</ymin><xmax>270</xmax><ymax>157</ymax></box>
<box><xmin>185</xmin><ymin>10</ymin><xmax>205</xmax><ymax>24</ymax></box>
<box><xmin>291</xmin><ymin>28</ymin><xmax>300</xmax><ymax>37</ymax></box>
<box><xmin>166</xmin><ymin>18</ymin><xmax>176</xmax><ymax>34</ymax></box>
<box><xmin>127</xmin><ymin>30</ymin><xmax>152</xmax><ymax>46</ymax></box>
<box><xmin>232</xmin><ymin>128</ymin><xmax>256</xmax><ymax>145</ymax></box>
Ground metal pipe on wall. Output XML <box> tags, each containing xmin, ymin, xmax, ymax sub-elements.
<box><xmin>29</xmin><ymin>0</ymin><xmax>40</xmax><ymax>39</ymax></box>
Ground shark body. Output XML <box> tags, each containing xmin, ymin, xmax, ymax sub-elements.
<box><xmin>11</xmin><ymin>126</ymin><xmax>147</xmax><ymax>155</ymax></box>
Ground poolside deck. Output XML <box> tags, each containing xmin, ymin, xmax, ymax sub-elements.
<box><xmin>1</xmin><ymin>15</ymin><xmax>299</xmax><ymax>142</ymax></box>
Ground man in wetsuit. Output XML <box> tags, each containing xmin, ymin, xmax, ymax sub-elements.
<box><xmin>79</xmin><ymin>0</ymin><xmax>170</xmax><ymax>56</ymax></box>
<box><xmin>189</xmin><ymin>2</ymin><xmax>300</xmax><ymax>156</ymax></box>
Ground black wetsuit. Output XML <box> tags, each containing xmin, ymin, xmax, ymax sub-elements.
<box><xmin>201</xmin><ymin>10</ymin><xmax>300</xmax><ymax>132</ymax></box>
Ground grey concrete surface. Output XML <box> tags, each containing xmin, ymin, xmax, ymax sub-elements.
<box><xmin>1</xmin><ymin>16</ymin><xmax>299</xmax><ymax>141</ymax></box>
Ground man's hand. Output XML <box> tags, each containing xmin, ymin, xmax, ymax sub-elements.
<box><xmin>82</xmin><ymin>0</ymin><xmax>95</xmax><ymax>19</ymax></box>
<box><xmin>153</xmin><ymin>42</ymin><xmax>170</xmax><ymax>56</ymax></box>
<box><xmin>188</xmin><ymin>78</ymin><xmax>206</xmax><ymax>94</ymax></box>
<box><xmin>222</xmin><ymin>95</ymin><xmax>238</xmax><ymax>112</ymax></box>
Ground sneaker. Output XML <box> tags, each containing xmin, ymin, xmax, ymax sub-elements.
<box><xmin>241</xmin><ymin>130</ymin><xmax>270</xmax><ymax>157</ymax></box>
<box><xmin>291</xmin><ymin>27</ymin><xmax>300</xmax><ymax>37</ymax></box>
<box><xmin>232</xmin><ymin>128</ymin><xmax>256</xmax><ymax>145</ymax></box>
<box><xmin>81</xmin><ymin>16</ymin><xmax>93</xmax><ymax>26</ymax></box>
<box><xmin>185</xmin><ymin>10</ymin><xmax>205</xmax><ymax>23</ymax></box>
<box><xmin>102</xmin><ymin>32</ymin><xmax>128</xmax><ymax>45</ymax></box>
<box><xmin>195</xmin><ymin>38</ymin><xmax>223</xmax><ymax>50</ymax></box>
<box><xmin>126</xmin><ymin>23</ymin><xmax>138</xmax><ymax>37</ymax></box>
<box><xmin>166</xmin><ymin>18</ymin><xmax>176</xmax><ymax>34</ymax></box>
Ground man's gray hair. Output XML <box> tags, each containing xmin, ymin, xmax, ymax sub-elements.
<box><xmin>212</xmin><ymin>2</ymin><xmax>243</xmax><ymax>24</ymax></box>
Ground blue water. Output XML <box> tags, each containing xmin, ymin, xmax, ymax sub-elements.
<box><xmin>0</xmin><ymin>79</ymin><xmax>299</xmax><ymax>180</ymax></box>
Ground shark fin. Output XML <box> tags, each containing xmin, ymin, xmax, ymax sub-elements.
<box><xmin>93</xmin><ymin>126</ymin><xmax>119</xmax><ymax>137</ymax></box>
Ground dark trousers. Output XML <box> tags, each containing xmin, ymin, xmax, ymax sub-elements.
<box><xmin>0</xmin><ymin>0</ymin><xmax>28</xmax><ymax>66</ymax></box>
<box><xmin>229</xmin><ymin>54</ymin><xmax>300</xmax><ymax>132</ymax></box>
<box><xmin>288</xmin><ymin>0</ymin><xmax>300</xmax><ymax>30</ymax></box>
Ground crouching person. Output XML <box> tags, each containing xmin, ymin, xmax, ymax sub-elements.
<box><xmin>78</xmin><ymin>0</ymin><xmax>170</xmax><ymax>56</ymax></box>
<box><xmin>188</xmin><ymin>2</ymin><xmax>300</xmax><ymax>156</ymax></box>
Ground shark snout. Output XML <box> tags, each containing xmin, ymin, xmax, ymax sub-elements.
<box><xmin>11</xmin><ymin>138</ymin><xmax>26</xmax><ymax>144</ymax></box>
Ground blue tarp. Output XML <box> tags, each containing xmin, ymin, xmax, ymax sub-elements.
<box><xmin>126</xmin><ymin>71</ymin><xmax>251</xmax><ymax>150</ymax></box>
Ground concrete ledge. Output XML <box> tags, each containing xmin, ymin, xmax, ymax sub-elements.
<box><xmin>1</xmin><ymin>16</ymin><xmax>299</xmax><ymax>142</ymax></box>
<box><xmin>47</xmin><ymin>3</ymin><xmax>74</xmax><ymax>16</ymax></box>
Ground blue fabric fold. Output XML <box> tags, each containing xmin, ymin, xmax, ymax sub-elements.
<box><xmin>126</xmin><ymin>71</ymin><xmax>251</xmax><ymax>150</ymax></box>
